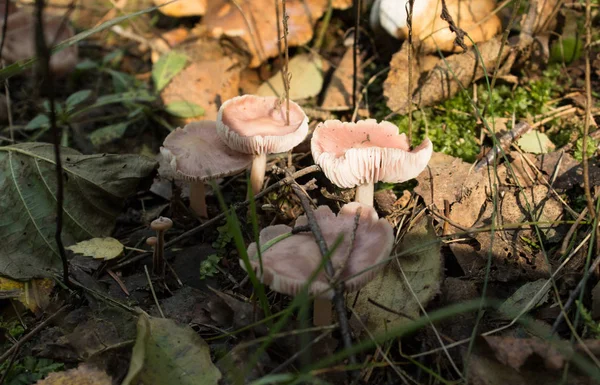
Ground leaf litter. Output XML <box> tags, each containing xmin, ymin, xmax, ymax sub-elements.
<box><xmin>1</xmin><ymin>1</ymin><xmax>599</xmax><ymax>384</ymax></box>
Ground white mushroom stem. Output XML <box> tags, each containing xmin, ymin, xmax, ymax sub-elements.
<box><xmin>354</xmin><ymin>182</ymin><xmax>375</xmax><ymax>207</ymax></box>
<box><xmin>250</xmin><ymin>153</ymin><xmax>267</xmax><ymax>195</ymax></box>
<box><xmin>313</xmin><ymin>297</ymin><xmax>333</xmax><ymax>326</ymax></box>
<box><xmin>189</xmin><ymin>181</ymin><xmax>208</xmax><ymax>218</ymax></box>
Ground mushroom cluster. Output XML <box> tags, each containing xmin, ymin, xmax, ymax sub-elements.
<box><xmin>159</xmin><ymin>95</ymin><xmax>308</xmax><ymax>217</ymax></box>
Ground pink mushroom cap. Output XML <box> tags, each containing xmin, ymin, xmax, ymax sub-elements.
<box><xmin>159</xmin><ymin>120</ymin><xmax>253</xmax><ymax>181</ymax></box>
<box><xmin>216</xmin><ymin>95</ymin><xmax>309</xmax><ymax>155</ymax></box>
<box><xmin>311</xmin><ymin>119</ymin><xmax>433</xmax><ymax>188</ymax></box>
<box><xmin>244</xmin><ymin>202</ymin><xmax>394</xmax><ymax>299</ymax></box>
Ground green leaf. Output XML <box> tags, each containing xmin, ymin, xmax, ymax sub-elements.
<box><xmin>152</xmin><ymin>51</ymin><xmax>188</xmax><ymax>92</ymax></box>
<box><xmin>66</xmin><ymin>237</ymin><xmax>124</xmax><ymax>260</ymax></box>
<box><xmin>122</xmin><ymin>314</ymin><xmax>221</xmax><ymax>385</ymax></box>
<box><xmin>497</xmin><ymin>279</ymin><xmax>550</xmax><ymax>320</ymax></box>
<box><xmin>66</xmin><ymin>90</ymin><xmax>92</xmax><ymax>110</ymax></box>
<box><xmin>88</xmin><ymin>122</ymin><xmax>129</xmax><ymax>147</ymax></box>
<box><xmin>71</xmin><ymin>91</ymin><xmax>156</xmax><ymax>119</ymax></box>
<box><xmin>257</xmin><ymin>54</ymin><xmax>324</xmax><ymax>100</ymax></box>
<box><xmin>75</xmin><ymin>59</ymin><xmax>98</xmax><ymax>70</ymax></box>
<box><xmin>25</xmin><ymin>114</ymin><xmax>50</xmax><ymax>131</ymax></box>
<box><xmin>164</xmin><ymin>101</ymin><xmax>204</xmax><ymax>118</ymax></box>
<box><xmin>518</xmin><ymin>131</ymin><xmax>555</xmax><ymax>154</ymax></box>
<box><xmin>352</xmin><ymin>217</ymin><xmax>442</xmax><ymax>335</ymax></box>
<box><xmin>0</xmin><ymin>143</ymin><xmax>157</xmax><ymax>280</ymax></box>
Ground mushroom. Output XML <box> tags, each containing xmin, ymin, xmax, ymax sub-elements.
<box><xmin>370</xmin><ymin>0</ymin><xmax>502</xmax><ymax>52</ymax></box>
<box><xmin>150</xmin><ymin>217</ymin><xmax>173</xmax><ymax>278</ymax></box>
<box><xmin>311</xmin><ymin>119</ymin><xmax>433</xmax><ymax>207</ymax></box>
<box><xmin>216</xmin><ymin>95</ymin><xmax>309</xmax><ymax>195</ymax></box>
<box><xmin>159</xmin><ymin>120</ymin><xmax>253</xmax><ymax>218</ymax></box>
<box><xmin>244</xmin><ymin>202</ymin><xmax>394</xmax><ymax>326</ymax></box>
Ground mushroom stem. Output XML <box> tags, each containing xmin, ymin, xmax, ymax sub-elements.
<box><xmin>189</xmin><ymin>181</ymin><xmax>208</xmax><ymax>218</ymax></box>
<box><xmin>250</xmin><ymin>153</ymin><xmax>267</xmax><ymax>195</ymax></box>
<box><xmin>313</xmin><ymin>297</ymin><xmax>333</xmax><ymax>326</ymax></box>
<box><xmin>355</xmin><ymin>182</ymin><xmax>375</xmax><ymax>206</ymax></box>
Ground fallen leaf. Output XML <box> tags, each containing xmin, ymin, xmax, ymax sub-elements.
<box><xmin>35</xmin><ymin>365</ymin><xmax>112</xmax><ymax>385</ymax></box>
<box><xmin>160</xmin><ymin>37</ymin><xmax>243</xmax><ymax>121</ymax></box>
<box><xmin>257</xmin><ymin>54</ymin><xmax>324</xmax><ymax>100</ymax></box>
<box><xmin>352</xmin><ymin>216</ymin><xmax>442</xmax><ymax>334</ymax></box>
<box><xmin>66</xmin><ymin>237</ymin><xmax>124</xmax><ymax>261</ymax></box>
<box><xmin>0</xmin><ymin>277</ymin><xmax>54</xmax><ymax>313</ymax></box>
<box><xmin>497</xmin><ymin>279</ymin><xmax>550</xmax><ymax>320</ymax></box>
<box><xmin>536</xmin><ymin>151</ymin><xmax>600</xmax><ymax>192</ymax></box>
<box><xmin>385</xmin><ymin>37</ymin><xmax>510</xmax><ymax>114</ymax></box>
<box><xmin>153</xmin><ymin>0</ymin><xmax>207</xmax><ymax>17</ymax></box>
<box><xmin>153</xmin><ymin>51</ymin><xmax>188</xmax><ymax>92</ymax></box>
<box><xmin>321</xmin><ymin>48</ymin><xmax>363</xmax><ymax>111</ymax></box>
<box><xmin>518</xmin><ymin>131</ymin><xmax>555</xmax><ymax>154</ymax></box>
<box><xmin>0</xmin><ymin>143</ymin><xmax>157</xmax><ymax>280</ymax></box>
<box><xmin>204</xmin><ymin>0</ymin><xmax>326</xmax><ymax>68</ymax></box>
<box><xmin>122</xmin><ymin>313</ymin><xmax>222</xmax><ymax>385</ymax></box>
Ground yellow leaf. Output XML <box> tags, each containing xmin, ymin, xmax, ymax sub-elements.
<box><xmin>35</xmin><ymin>365</ymin><xmax>112</xmax><ymax>385</ymax></box>
<box><xmin>0</xmin><ymin>277</ymin><xmax>54</xmax><ymax>313</ymax></box>
<box><xmin>66</xmin><ymin>237</ymin><xmax>124</xmax><ymax>260</ymax></box>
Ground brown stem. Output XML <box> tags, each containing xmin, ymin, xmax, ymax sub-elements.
<box><xmin>189</xmin><ymin>181</ymin><xmax>208</xmax><ymax>218</ymax></box>
<box><xmin>313</xmin><ymin>297</ymin><xmax>333</xmax><ymax>326</ymax></box>
<box><xmin>281</xmin><ymin>0</ymin><xmax>290</xmax><ymax>125</ymax></box>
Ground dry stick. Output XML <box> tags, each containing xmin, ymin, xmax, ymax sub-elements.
<box><xmin>582</xmin><ymin>0</ymin><xmax>596</xmax><ymax>221</ymax></box>
<box><xmin>274</xmin><ymin>0</ymin><xmax>285</xmax><ymax>91</ymax></box>
<box><xmin>113</xmin><ymin>165</ymin><xmax>321</xmax><ymax>270</ymax></box>
<box><xmin>351</xmin><ymin>0</ymin><xmax>360</xmax><ymax>120</ymax></box>
<box><xmin>34</xmin><ymin>0</ymin><xmax>73</xmax><ymax>289</ymax></box>
<box><xmin>281</xmin><ymin>0</ymin><xmax>290</xmax><ymax>125</ymax></box>
<box><xmin>286</xmin><ymin>173</ymin><xmax>358</xmax><ymax>369</ymax></box>
<box><xmin>406</xmin><ymin>0</ymin><xmax>414</xmax><ymax>142</ymax></box>
<box><xmin>474</xmin><ymin>121</ymin><xmax>532</xmax><ymax>172</ymax></box>
<box><xmin>0</xmin><ymin>305</ymin><xmax>70</xmax><ymax>364</ymax></box>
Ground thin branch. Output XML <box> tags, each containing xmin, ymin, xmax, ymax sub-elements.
<box><xmin>582</xmin><ymin>0</ymin><xmax>596</xmax><ymax>220</ymax></box>
<box><xmin>406</xmin><ymin>0</ymin><xmax>414</xmax><ymax>142</ymax></box>
<box><xmin>285</xmin><ymin>171</ymin><xmax>358</xmax><ymax>371</ymax></box>
<box><xmin>351</xmin><ymin>0</ymin><xmax>361</xmax><ymax>120</ymax></box>
<box><xmin>281</xmin><ymin>0</ymin><xmax>290</xmax><ymax>125</ymax></box>
<box><xmin>34</xmin><ymin>0</ymin><xmax>73</xmax><ymax>289</ymax></box>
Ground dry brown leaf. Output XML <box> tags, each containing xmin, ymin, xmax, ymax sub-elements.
<box><xmin>536</xmin><ymin>151</ymin><xmax>600</xmax><ymax>192</ymax></box>
<box><xmin>160</xmin><ymin>37</ymin><xmax>244</xmax><ymax>121</ymax></box>
<box><xmin>322</xmin><ymin>47</ymin><xmax>364</xmax><ymax>111</ymax></box>
<box><xmin>469</xmin><ymin>337</ymin><xmax>600</xmax><ymax>385</ymax></box>
<box><xmin>0</xmin><ymin>10</ymin><xmax>78</xmax><ymax>76</ymax></box>
<box><xmin>204</xmin><ymin>0</ymin><xmax>326</xmax><ymax>68</ymax></box>
<box><xmin>154</xmin><ymin>0</ymin><xmax>207</xmax><ymax>17</ymax></box>
<box><xmin>35</xmin><ymin>365</ymin><xmax>112</xmax><ymax>385</ymax></box>
<box><xmin>384</xmin><ymin>37</ymin><xmax>510</xmax><ymax>115</ymax></box>
<box><xmin>415</xmin><ymin>152</ymin><xmax>485</xmax><ymax>209</ymax></box>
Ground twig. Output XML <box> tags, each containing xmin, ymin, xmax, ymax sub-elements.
<box><xmin>0</xmin><ymin>0</ymin><xmax>10</xmax><ymax>62</ymax></box>
<box><xmin>113</xmin><ymin>165</ymin><xmax>322</xmax><ymax>270</ymax></box>
<box><xmin>0</xmin><ymin>349</ymin><xmax>18</xmax><ymax>385</ymax></box>
<box><xmin>406</xmin><ymin>0</ymin><xmax>414</xmax><ymax>142</ymax></box>
<box><xmin>281</xmin><ymin>0</ymin><xmax>290</xmax><ymax>125</ymax></box>
<box><xmin>582</xmin><ymin>0</ymin><xmax>596</xmax><ymax>220</ymax></box>
<box><xmin>144</xmin><ymin>265</ymin><xmax>165</xmax><ymax>318</ymax></box>
<box><xmin>474</xmin><ymin>121</ymin><xmax>532</xmax><ymax>172</ymax></box>
<box><xmin>34</xmin><ymin>0</ymin><xmax>73</xmax><ymax>289</ymax></box>
<box><xmin>351</xmin><ymin>0</ymin><xmax>361</xmax><ymax>120</ymax></box>
<box><xmin>0</xmin><ymin>305</ymin><xmax>70</xmax><ymax>364</ymax></box>
<box><xmin>274</xmin><ymin>0</ymin><xmax>285</xmax><ymax>94</ymax></box>
<box><xmin>285</xmin><ymin>171</ymin><xmax>358</xmax><ymax>370</ymax></box>
<box><xmin>313</xmin><ymin>0</ymin><xmax>332</xmax><ymax>52</ymax></box>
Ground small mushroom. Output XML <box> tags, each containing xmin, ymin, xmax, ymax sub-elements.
<box><xmin>370</xmin><ymin>0</ymin><xmax>502</xmax><ymax>52</ymax></box>
<box><xmin>150</xmin><ymin>217</ymin><xmax>173</xmax><ymax>278</ymax></box>
<box><xmin>159</xmin><ymin>120</ymin><xmax>253</xmax><ymax>217</ymax></box>
<box><xmin>216</xmin><ymin>95</ymin><xmax>309</xmax><ymax>195</ymax></box>
<box><xmin>244</xmin><ymin>202</ymin><xmax>394</xmax><ymax>326</ymax></box>
<box><xmin>311</xmin><ymin>119</ymin><xmax>433</xmax><ymax>207</ymax></box>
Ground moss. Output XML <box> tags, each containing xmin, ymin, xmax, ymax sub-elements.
<box><xmin>377</xmin><ymin>66</ymin><xmax>564</xmax><ymax>162</ymax></box>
